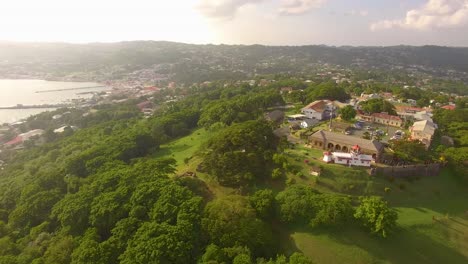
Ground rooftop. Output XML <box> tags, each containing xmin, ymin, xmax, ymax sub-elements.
<box><xmin>302</xmin><ymin>100</ymin><xmax>332</xmax><ymax>113</ymax></box>
<box><xmin>411</xmin><ymin>120</ymin><xmax>436</xmax><ymax>136</ymax></box>
<box><xmin>310</xmin><ymin>130</ymin><xmax>384</xmax><ymax>153</ymax></box>
<box><xmin>441</xmin><ymin>105</ymin><xmax>456</xmax><ymax>110</ymax></box>
<box><xmin>371</xmin><ymin>112</ymin><xmax>402</xmax><ymax>122</ymax></box>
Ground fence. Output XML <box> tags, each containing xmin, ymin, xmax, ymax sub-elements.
<box><xmin>370</xmin><ymin>163</ymin><xmax>441</xmax><ymax>177</ymax></box>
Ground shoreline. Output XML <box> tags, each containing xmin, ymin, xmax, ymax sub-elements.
<box><xmin>0</xmin><ymin>79</ymin><xmax>108</xmax><ymax>124</ymax></box>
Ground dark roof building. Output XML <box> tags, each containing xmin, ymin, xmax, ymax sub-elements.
<box><xmin>265</xmin><ymin>110</ymin><xmax>285</xmax><ymax>124</ymax></box>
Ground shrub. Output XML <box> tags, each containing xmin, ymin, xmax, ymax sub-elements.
<box><xmin>296</xmin><ymin>172</ymin><xmax>305</xmax><ymax>179</ymax></box>
<box><xmin>384</xmin><ymin>187</ymin><xmax>391</xmax><ymax>193</ymax></box>
<box><xmin>286</xmin><ymin>178</ymin><xmax>296</xmax><ymax>186</ymax></box>
<box><xmin>399</xmin><ymin>183</ymin><xmax>406</xmax><ymax>190</ymax></box>
<box><xmin>272</xmin><ymin>168</ymin><xmax>283</xmax><ymax>180</ymax></box>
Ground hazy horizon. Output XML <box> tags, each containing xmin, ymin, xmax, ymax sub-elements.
<box><xmin>1</xmin><ymin>39</ymin><xmax>468</xmax><ymax>48</ymax></box>
<box><xmin>1</xmin><ymin>0</ymin><xmax>468</xmax><ymax>46</ymax></box>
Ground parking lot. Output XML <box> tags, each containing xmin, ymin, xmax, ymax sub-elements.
<box><xmin>346</xmin><ymin>121</ymin><xmax>404</xmax><ymax>143</ymax></box>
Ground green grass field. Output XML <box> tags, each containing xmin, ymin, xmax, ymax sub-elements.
<box><xmin>155</xmin><ymin>128</ymin><xmax>468</xmax><ymax>264</ymax></box>
<box><xmin>283</xmin><ymin>139</ymin><xmax>468</xmax><ymax>264</ymax></box>
<box><xmin>153</xmin><ymin>128</ymin><xmax>238</xmax><ymax>198</ymax></box>
<box><xmin>153</xmin><ymin>128</ymin><xmax>211</xmax><ymax>171</ymax></box>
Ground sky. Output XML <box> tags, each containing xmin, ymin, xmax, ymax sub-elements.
<box><xmin>0</xmin><ymin>0</ymin><xmax>467</xmax><ymax>46</ymax></box>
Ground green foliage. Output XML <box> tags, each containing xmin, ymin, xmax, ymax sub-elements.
<box><xmin>276</xmin><ymin>186</ymin><xmax>354</xmax><ymax>229</ymax></box>
<box><xmin>258</xmin><ymin>253</ymin><xmax>314</xmax><ymax>264</ymax></box>
<box><xmin>433</xmin><ymin>108</ymin><xmax>468</xmax><ymax>183</ymax></box>
<box><xmin>338</xmin><ymin>105</ymin><xmax>356</xmax><ymax>121</ymax></box>
<box><xmin>359</xmin><ymin>99</ymin><xmax>396</xmax><ymax>115</ymax></box>
<box><xmin>70</xmin><ymin>229</ymin><xmax>105</xmax><ymax>264</ymax></box>
<box><xmin>354</xmin><ymin>196</ymin><xmax>398</xmax><ymax>238</ymax></box>
<box><xmin>201</xmin><ymin>196</ymin><xmax>274</xmax><ymax>257</ymax></box>
<box><xmin>232</xmin><ymin>253</ymin><xmax>253</xmax><ymax>264</ymax></box>
<box><xmin>8</xmin><ymin>189</ymin><xmax>62</xmax><ymax>231</ymax></box>
<box><xmin>271</xmin><ymin>168</ymin><xmax>283</xmax><ymax>180</ymax></box>
<box><xmin>276</xmin><ymin>185</ymin><xmax>319</xmax><ymax>225</ymax></box>
<box><xmin>198</xmin><ymin>92</ymin><xmax>284</xmax><ymax>128</ymax></box>
<box><xmin>362</xmin><ymin>131</ymin><xmax>370</xmax><ymax>140</ymax></box>
<box><xmin>249</xmin><ymin>189</ymin><xmax>275</xmax><ymax>219</ymax></box>
<box><xmin>390</xmin><ymin>139</ymin><xmax>431</xmax><ymax>162</ymax></box>
<box><xmin>306</xmin><ymin>81</ymin><xmax>350</xmax><ymax>102</ymax></box>
<box><xmin>200</xmin><ymin>244</ymin><xmax>227</xmax><ymax>264</ymax></box>
<box><xmin>288</xmin><ymin>252</ymin><xmax>314</xmax><ymax>264</ymax></box>
<box><xmin>42</xmin><ymin>235</ymin><xmax>75</xmax><ymax>264</ymax></box>
<box><xmin>284</xmin><ymin>90</ymin><xmax>307</xmax><ymax>104</ymax></box>
<box><xmin>309</xmin><ymin>195</ymin><xmax>354</xmax><ymax>228</ymax></box>
<box><xmin>201</xmin><ymin>120</ymin><xmax>278</xmax><ymax>187</ymax></box>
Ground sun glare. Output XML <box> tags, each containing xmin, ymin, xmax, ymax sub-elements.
<box><xmin>0</xmin><ymin>0</ymin><xmax>214</xmax><ymax>43</ymax></box>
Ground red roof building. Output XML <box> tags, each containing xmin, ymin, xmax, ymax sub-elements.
<box><xmin>371</xmin><ymin>113</ymin><xmax>403</xmax><ymax>127</ymax></box>
<box><xmin>441</xmin><ymin>105</ymin><xmax>455</xmax><ymax>110</ymax></box>
<box><xmin>4</xmin><ymin>136</ymin><xmax>23</xmax><ymax>146</ymax></box>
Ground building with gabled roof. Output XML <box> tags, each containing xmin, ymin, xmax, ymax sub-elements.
<box><xmin>371</xmin><ymin>112</ymin><xmax>403</xmax><ymax>127</ymax></box>
<box><xmin>301</xmin><ymin>100</ymin><xmax>333</xmax><ymax>120</ymax></box>
<box><xmin>410</xmin><ymin>120</ymin><xmax>437</xmax><ymax>149</ymax></box>
<box><xmin>308</xmin><ymin>130</ymin><xmax>384</xmax><ymax>161</ymax></box>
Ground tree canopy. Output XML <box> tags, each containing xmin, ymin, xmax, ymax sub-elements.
<box><xmin>359</xmin><ymin>99</ymin><xmax>397</xmax><ymax>115</ymax></box>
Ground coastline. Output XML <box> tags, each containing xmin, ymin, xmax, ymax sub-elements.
<box><xmin>0</xmin><ymin>79</ymin><xmax>108</xmax><ymax>124</ymax></box>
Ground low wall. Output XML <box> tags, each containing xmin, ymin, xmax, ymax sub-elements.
<box><xmin>371</xmin><ymin>163</ymin><xmax>441</xmax><ymax>177</ymax></box>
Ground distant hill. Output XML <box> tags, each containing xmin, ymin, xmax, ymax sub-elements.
<box><xmin>1</xmin><ymin>41</ymin><xmax>467</xmax><ymax>82</ymax></box>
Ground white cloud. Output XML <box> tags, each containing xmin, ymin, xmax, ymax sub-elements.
<box><xmin>197</xmin><ymin>0</ymin><xmax>264</xmax><ymax>19</ymax></box>
<box><xmin>371</xmin><ymin>0</ymin><xmax>468</xmax><ymax>31</ymax></box>
<box><xmin>278</xmin><ymin>0</ymin><xmax>328</xmax><ymax>15</ymax></box>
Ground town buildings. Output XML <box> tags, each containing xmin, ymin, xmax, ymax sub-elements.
<box><xmin>4</xmin><ymin>129</ymin><xmax>45</xmax><ymax>147</ymax></box>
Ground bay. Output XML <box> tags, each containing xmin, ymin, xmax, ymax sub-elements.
<box><xmin>0</xmin><ymin>79</ymin><xmax>109</xmax><ymax>124</ymax></box>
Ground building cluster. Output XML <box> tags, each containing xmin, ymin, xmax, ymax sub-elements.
<box><xmin>3</xmin><ymin>129</ymin><xmax>45</xmax><ymax>149</ymax></box>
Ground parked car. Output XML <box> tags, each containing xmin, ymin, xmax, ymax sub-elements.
<box><xmin>345</xmin><ymin>130</ymin><xmax>352</xmax><ymax>135</ymax></box>
<box><xmin>366</xmin><ymin>126</ymin><xmax>373</xmax><ymax>130</ymax></box>
<box><xmin>375</xmin><ymin>129</ymin><xmax>385</xmax><ymax>136</ymax></box>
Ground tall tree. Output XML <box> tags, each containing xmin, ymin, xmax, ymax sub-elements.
<box><xmin>354</xmin><ymin>196</ymin><xmax>398</xmax><ymax>238</ymax></box>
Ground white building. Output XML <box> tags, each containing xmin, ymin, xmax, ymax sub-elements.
<box><xmin>410</xmin><ymin>120</ymin><xmax>437</xmax><ymax>149</ymax></box>
<box><xmin>54</xmin><ymin>126</ymin><xmax>78</xmax><ymax>133</ymax></box>
<box><xmin>301</xmin><ymin>100</ymin><xmax>333</xmax><ymax>120</ymax></box>
<box><xmin>322</xmin><ymin>145</ymin><xmax>373</xmax><ymax>167</ymax></box>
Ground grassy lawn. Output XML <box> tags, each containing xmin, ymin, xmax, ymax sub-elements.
<box><xmin>153</xmin><ymin>128</ymin><xmax>237</xmax><ymax>198</ymax></box>
<box><xmin>283</xmin><ymin>142</ymin><xmax>468</xmax><ymax>263</ymax></box>
<box><xmin>153</xmin><ymin>128</ymin><xmax>211</xmax><ymax>172</ymax></box>
<box><xmin>153</xmin><ymin>126</ymin><xmax>468</xmax><ymax>263</ymax></box>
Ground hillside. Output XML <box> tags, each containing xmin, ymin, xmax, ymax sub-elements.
<box><xmin>1</xmin><ymin>42</ymin><xmax>468</xmax><ymax>83</ymax></box>
<box><xmin>0</xmin><ymin>78</ymin><xmax>467</xmax><ymax>263</ymax></box>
